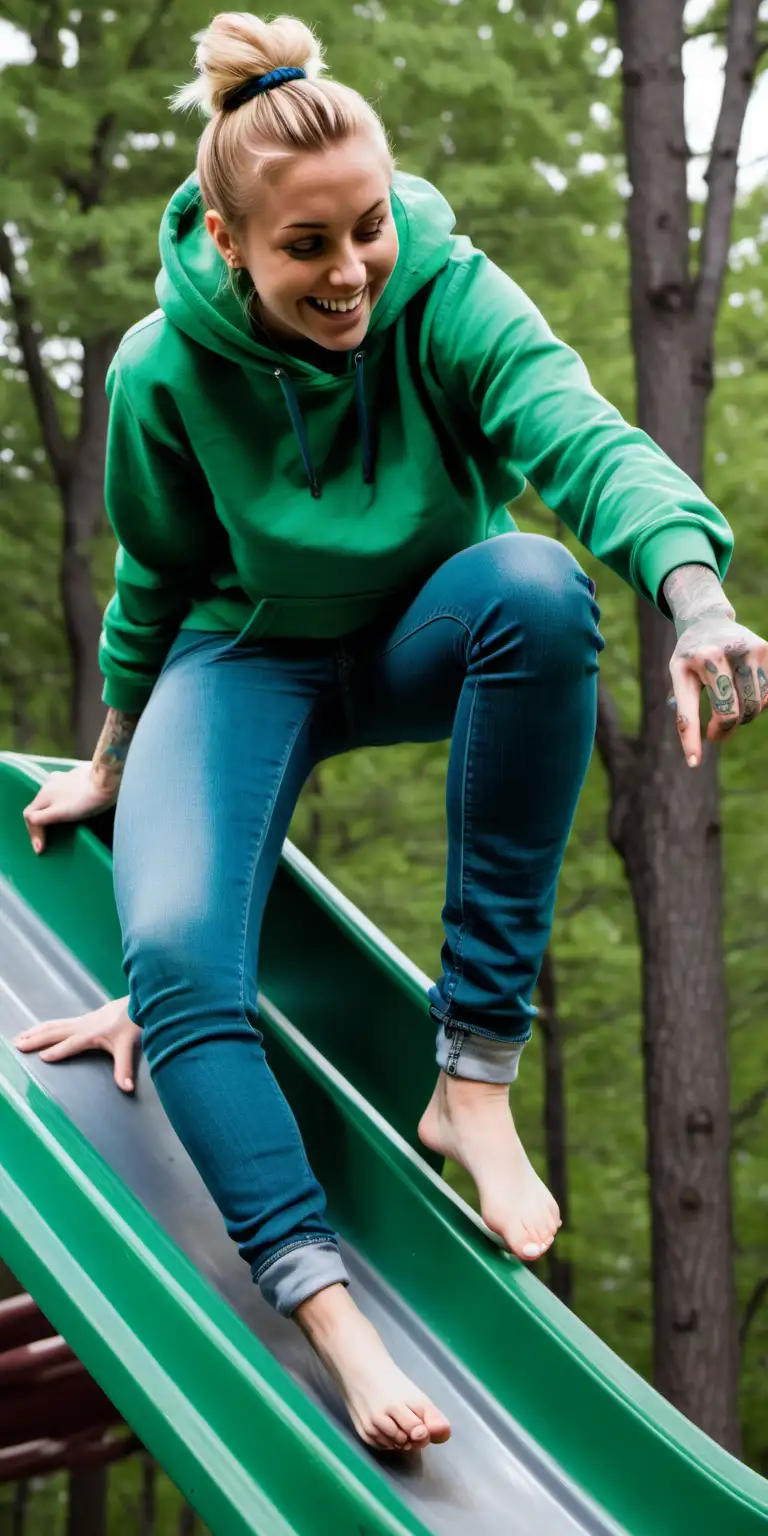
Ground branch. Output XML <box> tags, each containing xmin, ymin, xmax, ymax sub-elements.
<box><xmin>731</xmin><ymin>1083</ymin><xmax>768</xmax><ymax>1131</ymax></box>
<box><xmin>60</xmin><ymin>1</ymin><xmax>175</xmax><ymax>208</ymax></box>
<box><xmin>127</xmin><ymin>0</ymin><xmax>178</xmax><ymax>71</ymax></box>
<box><xmin>61</xmin><ymin>111</ymin><xmax>117</xmax><ymax>210</ymax></box>
<box><xmin>740</xmin><ymin>1274</ymin><xmax>768</xmax><ymax>1349</ymax></box>
<box><xmin>29</xmin><ymin>1</ymin><xmax>65</xmax><ymax>70</ymax></box>
<box><xmin>594</xmin><ymin>683</ymin><xmax>637</xmax><ymax>853</ymax></box>
<box><xmin>0</xmin><ymin>226</ymin><xmax>73</xmax><ymax>493</ymax></box>
<box><xmin>696</xmin><ymin>0</ymin><xmax>762</xmax><ymax>342</ymax></box>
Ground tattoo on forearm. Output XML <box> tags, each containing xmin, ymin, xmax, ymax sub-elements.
<box><xmin>663</xmin><ymin>564</ymin><xmax>734</xmax><ymax>632</ymax></box>
<box><xmin>92</xmin><ymin>709</ymin><xmax>140</xmax><ymax>793</ymax></box>
<box><xmin>758</xmin><ymin>667</ymin><xmax>768</xmax><ymax>703</ymax></box>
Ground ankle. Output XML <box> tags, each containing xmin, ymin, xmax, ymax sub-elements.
<box><xmin>293</xmin><ymin>1282</ymin><xmax>354</xmax><ymax>1346</ymax></box>
<box><xmin>439</xmin><ymin>1072</ymin><xmax>511</xmax><ymax>1108</ymax></box>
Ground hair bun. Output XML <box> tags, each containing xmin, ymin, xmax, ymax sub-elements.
<box><xmin>172</xmin><ymin>12</ymin><xmax>325</xmax><ymax>117</ymax></box>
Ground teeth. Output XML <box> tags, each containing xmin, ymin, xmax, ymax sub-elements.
<box><xmin>312</xmin><ymin>290</ymin><xmax>364</xmax><ymax>313</ymax></box>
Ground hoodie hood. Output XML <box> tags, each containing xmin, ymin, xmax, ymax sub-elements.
<box><xmin>156</xmin><ymin>169</ymin><xmax>456</xmax><ymax>375</ymax></box>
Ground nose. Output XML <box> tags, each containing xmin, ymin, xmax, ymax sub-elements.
<box><xmin>328</xmin><ymin>239</ymin><xmax>367</xmax><ymax>291</ymax></box>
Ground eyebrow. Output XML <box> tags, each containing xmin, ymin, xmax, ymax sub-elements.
<box><xmin>280</xmin><ymin>198</ymin><xmax>386</xmax><ymax>231</ymax></box>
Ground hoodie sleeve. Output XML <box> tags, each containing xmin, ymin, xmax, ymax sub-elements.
<box><xmin>431</xmin><ymin>252</ymin><xmax>733</xmax><ymax>604</ymax></box>
<box><xmin>99</xmin><ymin>366</ymin><xmax>216</xmax><ymax>714</ymax></box>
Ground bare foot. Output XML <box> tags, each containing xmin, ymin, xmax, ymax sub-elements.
<box><xmin>294</xmin><ymin>1284</ymin><xmax>451</xmax><ymax>1452</ymax></box>
<box><xmin>418</xmin><ymin>1073</ymin><xmax>561</xmax><ymax>1261</ymax></box>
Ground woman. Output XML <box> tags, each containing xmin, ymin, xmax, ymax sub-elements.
<box><xmin>17</xmin><ymin>11</ymin><xmax>767</xmax><ymax>1453</ymax></box>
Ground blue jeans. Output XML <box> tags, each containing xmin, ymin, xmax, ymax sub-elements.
<box><xmin>113</xmin><ymin>534</ymin><xmax>603</xmax><ymax>1314</ymax></box>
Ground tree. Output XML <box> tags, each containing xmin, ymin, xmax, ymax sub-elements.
<box><xmin>0</xmin><ymin>1</ymin><xmax>203</xmax><ymax>753</ymax></box>
<box><xmin>593</xmin><ymin>0</ymin><xmax>767</xmax><ymax>1453</ymax></box>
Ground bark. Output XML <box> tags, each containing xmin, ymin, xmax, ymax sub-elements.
<box><xmin>62</xmin><ymin>333</ymin><xmax>116</xmax><ymax>753</ymax></box>
<box><xmin>11</xmin><ymin>1480</ymin><xmax>29</xmax><ymax>1536</ymax></box>
<box><xmin>536</xmin><ymin>948</ymin><xmax>573</xmax><ymax>1308</ymax></box>
<box><xmin>66</xmin><ymin>1466</ymin><xmax>108</xmax><ymax>1536</ymax></box>
<box><xmin>604</xmin><ymin>0</ymin><xmax>762</xmax><ymax>1454</ymax></box>
<box><xmin>0</xmin><ymin>1263</ymin><xmax>23</xmax><ymax>1303</ymax></box>
<box><xmin>140</xmin><ymin>1452</ymin><xmax>158</xmax><ymax>1536</ymax></box>
<box><xmin>0</xmin><ymin>13</ymin><xmax>167</xmax><ymax>755</ymax></box>
<box><xmin>0</xmin><ymin>227</ymin><xmax>113</xmax><ymax>755</ymax></box>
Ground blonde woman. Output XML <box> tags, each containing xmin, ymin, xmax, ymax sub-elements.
<box><xmin>18</xmin><ymin>12</ymin><xmax>767</xmax><ymax>1454</ymax></box>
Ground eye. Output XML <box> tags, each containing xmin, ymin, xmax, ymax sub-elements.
<box><xmin>285</xmin><ymin>237</ymin><xmax>324</xmax><ymax>260</ymax></box>
<box><xmin>356</xmin><ymin>220</ymin><xmax>384</xmax><ymax>242</ymax></box>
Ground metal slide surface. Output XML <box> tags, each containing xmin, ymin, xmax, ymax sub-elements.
<box><xmin>1</xmin><ymin>752</ymin><xmax>767</xmax><ymax>1536</ymax></box>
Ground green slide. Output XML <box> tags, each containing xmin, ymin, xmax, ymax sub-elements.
<box><xmin>0</xmin><ymin>751</ymin><xmax>766</xmax><ymax>1535</ymax></box>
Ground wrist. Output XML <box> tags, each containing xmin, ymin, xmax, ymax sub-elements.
<box><xmin>663</xmin><ymin>563</ymin><xmax>735</xmax><ymax>635</ymax></box>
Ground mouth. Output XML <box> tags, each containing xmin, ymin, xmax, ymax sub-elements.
<box><xmin>305</xmin><ymin>287</ymin><xmax>367</xmax><ymax>322</ymax></box>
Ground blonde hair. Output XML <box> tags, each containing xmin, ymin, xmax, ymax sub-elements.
<box><xmin>171</xmin><ymin>12</ymin><xmax>393</xmax><ymax>227</ymax></box>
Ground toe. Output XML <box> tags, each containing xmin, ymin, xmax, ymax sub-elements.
<box><xmin>389</xmin><ymin>1403</ymin><xmax>428</xmax><ymax>1440</ymax></box>
<box><xmin>372</xmin><ymin>1411</ymin><xmax>409</xmax><ymax>1448</ymax></box>
<box><xmin>420</xmin><ymin>1403</ymin><xmax>451</xmax><ymax>1443</ymax></box>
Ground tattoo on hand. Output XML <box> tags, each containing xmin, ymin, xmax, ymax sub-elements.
<box><xmin>735</xmin><ymin>661</ymin><xmax>759</xmax><ymax>723</ymax></box>
<box><xmin>705</xmin><ymin>674</ymin><xmax>736</xmax><ymax>716</ymax></box>
<box><xmin>758</xmin><ymin>667</ymin><xmax>768</xmax><ymax>703</ymax></box>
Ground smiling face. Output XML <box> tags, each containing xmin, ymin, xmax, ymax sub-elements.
<box><xmin>205</xmin><ymin>136</ymin><xmax>398</xmax><ymax>352</ymax></box>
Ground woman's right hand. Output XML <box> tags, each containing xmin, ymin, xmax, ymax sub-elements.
<box><xmin>13</xmin><ymin>997</ymin><xmax>139</xmax><ymax>1094</ymax></box>
<box><xmin>22</xmin><ymin>764</ymin><xmax>117</xmax><ymax>854</ymax></box>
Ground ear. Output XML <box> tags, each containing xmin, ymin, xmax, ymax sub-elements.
<box><xmin>204</xmin><ymin>209</ymin><xmax>243</xmax><ymax>269</ymax></box>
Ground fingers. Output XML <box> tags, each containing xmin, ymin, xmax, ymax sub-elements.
<box><xmin>733</xmin><ymin>659</ymin><xmax>762</xmax><ymax>726</ymax></box>
<box><xmin>668</xmin><ymin>662</ymin><xmax>703</xmax><ymax>766</ymax></box>
<box><xmin>39</xmin><ymin>1034</ymin><xmax>95</xmax><ymax>1064</ymax></box>
<box><xmin>22</xmin><ymin>787</ymin><xmax>53</xmax><ymax>854</ymax></box>
<box><xmin>670</xmin><ymin>644</ymin><xmax>768</xmax><ymax>761</ymax></box>
<box><xmin>110</xmin><ymin>1026</ymin><xmax>140</xmax><ymax>1094</ymax></box>
<box><xmin>13</xmin><ymin>1019</ymin><xmax>81</xmax><ymax>1052</ymax></box>
<box><xmin>701</xmin><ymin>655</ymin><xmax>739</xmax><ymax>742</ymax></box>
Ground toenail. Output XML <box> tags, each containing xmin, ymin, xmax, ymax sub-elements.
<box><xmin>522</xmin><ymin>1242</ymin><xmax>541</xmax><ymax>1258</ymax></box>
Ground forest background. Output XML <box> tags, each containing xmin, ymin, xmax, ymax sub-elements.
<box><xmin>0</xmin><ymin>0</ymin><xmax>767</xmax><ymax>1530</ymax></box>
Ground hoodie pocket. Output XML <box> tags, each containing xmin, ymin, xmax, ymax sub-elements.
<box><xmin>231</xmin><ymin>589</ymin><xmax>406</xmax><ymax>647</ymax></box>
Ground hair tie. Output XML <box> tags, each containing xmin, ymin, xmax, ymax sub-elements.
<box><xmin>222</xmin><ymin>67</ymin><xmax>307</xmax><ymax>111</ymax></box>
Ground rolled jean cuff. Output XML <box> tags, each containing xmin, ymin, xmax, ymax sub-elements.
<box><xmin>256</xmin><ymin>1238</ymin><xmax>350</xmax><ymax>1317</ymax></box>
<box><xmin>435</xmin><ymin>1022</ymin><xmax>527</xmax><ymax>1084</ymax></box>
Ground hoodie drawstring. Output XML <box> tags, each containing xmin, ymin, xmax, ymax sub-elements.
<box><xmin>354</xmin><ymin>351</ymin><xmax>374</xmax><ymax>486</ymax></box>
<box><xmin>274</xmin><ymin>369</ymin><xmax>321</xmax><ymax>499</ymax></box>
<box><xmin>273</xmin><ymin>352</ymin><xmax>374</xmax><ymax>499</ymax></box>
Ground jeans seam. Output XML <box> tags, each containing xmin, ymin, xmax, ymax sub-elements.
<box><xmin>234</xmin><ymin>704</ymin><xmax>323</xmax><ymax>1196</ymax></box>
<box><xmin>442</xmin><ymin>670</ymin><xmax>479</xmax><ymax>1011</ymax></box>
<box><xmin>254</xmin><ymin>1234</ymin><xmax>338</xmax><ymax>1284</ymax></box>
<box><xmin>431</xmin><ymin>1003</ymin><xmax>532</xmax><ymax>1045</ymax></box>
<box><xmin>375</xmin><ymin>608</ymin><xmax>472</xmax><ymax>659</ymax></box>
<box><xmin>236</xmin><ymin>706</ymin><xmax>313</xmax><ymax>1025</ymax></box>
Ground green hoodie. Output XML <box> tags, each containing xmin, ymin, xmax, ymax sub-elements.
<box><xmin>99</xmin><ymin>171</ymin><xmax>732</xmax><ymax>713</ymax></box>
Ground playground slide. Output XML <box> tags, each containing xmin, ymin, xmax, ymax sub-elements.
<box><xmin>0</xmin><ymin>753</ymin><xmax>766</xmax><ymax>1536</ymax></box>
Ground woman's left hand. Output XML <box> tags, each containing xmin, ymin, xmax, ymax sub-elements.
<box><xmin>668</xmin><ymin>611</ymin><xmax>768</xmax><ymax>766</ymax></box>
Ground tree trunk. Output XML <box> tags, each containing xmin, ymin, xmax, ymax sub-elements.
<box><xmin>139</xmin><ymin>1452</ymin><xmax>157</xmax><ymax>1536</ymax></box>
<box><xmin>178</xmin><ymin>1504</ymin><xmax>197</xmax><ymax>1535</ymax></box>
<box><xmin>62</xmin><ymin>333</ymin><xmax>117</xmax><ymax>757</ymax></box>
<box><xmin>608</xmin><ymin>0</ymin><xmax>752</xmax><ymax>1453</ymax></box>
<box><xmin>11</xmin><ymin>1479</ymin><xmax>29</xmax><ymax>1536</ymax></box>
<box><xmin>66</xmin><ymin>1465</ymin><xmax>108</xmax><ymax>1536</ymax></box>
<box><xmin>537</xmin><ymin>948</ymin><xmax>573</xmax><ymax>1308</ymax></box>
<box><xmin>0</xmin><ymin>1263</ymin><xmax>22</xmax><ymax>1302</ymax></box>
